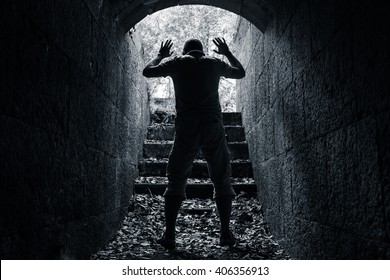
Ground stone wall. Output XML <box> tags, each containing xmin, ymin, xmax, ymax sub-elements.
<box><xmin>235</xmin><ymin>0</ymin><xmax>390</xmax><ymax>259</ymax></box>
<box><xmin>0</xmin><ymin>0</ymin><xmax>149</xmax><ymax>259</ymax></box>
<box><xmin>1</xmin><ymin>0</ymin><xmax>389</xmax><ymax>260</ymax></box>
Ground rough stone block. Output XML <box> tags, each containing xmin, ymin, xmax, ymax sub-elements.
<box><xmin>310</xmin><ymin>0</ymin><xmax>358</xmax><ymax>58</ymax></box>
<box><xmin>209</xmin><ymin>0</ymin><xmax>242</xmax><ymax>15</ymax></box>
<box><xmin>274</xmin><ymin>97</ymin><xmax>285</xmax><ymax>155</ymax></box>
<box><xmin>284</xmin><ymin>216</ymin><xmax>390</xmax><ymax>259</ymax></box>
<box><xmin>253</xmin><ymin>36</ymin><xmax>265</xmax><ymax>78</ymax></box>
<box><xmin>285</xmin><ymin>217</ymin><xmax>357</xmax><ymax>259</ymax></box>
<box><xmin>102</xmin><ymin>49</ymin><xmax>122</xmax><ymax>104</ymax></box>
<box><xmin>326</xmin><ymin>117</ymin><xmax>385</xmax><ymax>240</ymax></box>
<box><xmin>0</xmin><ymin>224</ymin><xmax>67</xmax><ymax>259</ymax></box>
<box><xmin>351</xmin><ymin>10</ymin><xmax>390</xmax><ymax>116</ymax></box>
<box><xmin>1</xmin><ymin>0</ymin><xmax>148</xmax><ymax>260</ymax></box>
<box><xmin>309</xmin><ymin>0</ymin><xmax>335</xmax><ymax>57</ymax></box>
<box><xmin>222</xmin><ymin>112</ymin><xmax>243</xmax><ymax>126</ymax></box>
<box><xmin>239</xmin><ymin>25</ymin><xmax>254</xmax><ymax>70</ymax></box>
<box><xmin>68</xmin><ymin>70</ymin><xmax>117</xmax><ymax>156</ymax></box>
<box><xmin>115</xmin><ymin>111</ymin><xmax>134</xmax><ymax>161</ymax></box>
<box><xmin>1</xmin><ymin>14</ymin><xmax>70</xmax><ymax>137</ymax></box>
<box><xmin>272</xmin><ymin>25</ymin><xmax>293</xmax><ymax>95</ymax></box>
<box><xmin>117</xmin><ymin>159</ymin><xmax>137</xmax><ymax>207</ymax></box>
<box><xmin>91</xmin><ymin>21</ymin><xmax>106</xmax><ymax>89</ymax></box>
<box><xmin>302</xmin><ymin>62</ymin><xmax>334</xmax><ymax>139</ymax></box>
<box><xmin>84</xmin><ymin>0</ymin><xmax>104</xmax><ymax>20</ymax></box>
<box><xmin>282</xmin><ymin>153</ymin><xmax>294</xmax><ymax>216</ymax></box>
<box><xmin>290</xmin><ymin>0</ymin><xmax>311</xmax><ymax>79</ymax></box>
<box><xmin>63</xmin><ymin>208</ymin><xmax>126</xmax><ymax>259</ymax></box>
<box><xmin>258</xmin><ymin>65</ymin><xmax>271</xmax><ymax>119</ymax></box>
<box><xmin>240</xmin><ymin>0</ymin><xmax>271</xmax><ymax>33</ymax></box>
<box><xmin>377</xmin><ymin>111</ymin><xmax>390</xmax><ymax>241</ymax></box>
<box><xmin>263</xmin><ymin>16</ymin><xmax>277</xmax><ymax>64</ymax></box>
<box><xmin>233</xmin><ymin>0</ymin><xmax>389</xmax><ymax>260</ymax></box>
<box><xmin>290</xmin><ymin>138</ymin><xmax>328</xmax><ymax>223</ymax></box>
<box><xmin>83</xmin><ymin>151</ymin><xmax>109</xmax><ymax>216</ymax></box>
<box><xmin>251</xmin><ymin>22</ymin><xmax>263</xmax><ymax>49</ymax></box>
<box><xmin>263</xmin><ymin>109</ymin><xmax>275</xmax><ymax>161</ymax></box>
<box><xmin>247</xmin><ymin>120</ymin><xmax>266</xmax><ymax>163</ymax></box>
<box><xmin>16</xmin><ymin>0</ymin><xmax>94</xmax><ymax>75</ymax></box>
<box><xmin>283</xmin><ymin>75</ymin><xmax>306</xmax><ymax>150</ymax></box>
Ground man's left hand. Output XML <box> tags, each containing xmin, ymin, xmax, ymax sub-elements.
<box><xmin>159</xmin><ymin>40</ymin><xmax>173</xmax><ymax>58</ymax></box>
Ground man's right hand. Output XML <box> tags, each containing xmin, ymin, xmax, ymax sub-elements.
<box><xmin>213</xmin><ymin>37</ymin><xmax>245</xmax><ymax>79</ymax></box>
<box><xmin>213</xmin><ymin>37</ymin><xmax>231</xmax><ymax>56</ymax></box>
<box><xmin>158</xmin><ymin>40</ymin><xmax>173</xmax><ymax>58</ymax></box>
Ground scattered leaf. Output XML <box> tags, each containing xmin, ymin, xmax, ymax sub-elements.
<box><xmin>91</xmin><ymin>194</ymin><xmax>291</xmax><ymax>260</ymax></box>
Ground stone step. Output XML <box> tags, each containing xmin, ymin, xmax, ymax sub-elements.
<box><xmin>147</xmin><ymin>124</ymin><xmax>245</xmax><ymax>142</ymax></box>
<box><xmin>136</xmin><ymin>112</ymin><xmax>255</xmax><ymax>199</ymax></box>
<box><xmin>138</xmin><ymin>159</ymin><xmax>253</xmax><ymax>178</ymax></box>
<box><xmin>150</xmin><ymin>112</ymin><xmax>242</xmax><ymax>126</ymax></box>
<box><xmin>136</xmin><ymin>177</ymin><xmax>256</xmax><ymax>185</ymax></box>
<box><xmin>222</xmin><ymin>112</ymin><xmax>242</xmax><ymax>126</ymax></box>
<box><xmin>134</xmin><ymin>183</ymin><xmax>257</xmax><ymax>199</ymax></box>
<box><xmin>143</xmin><ymin>141</ymin><xmax>249</xmax><ymax>160</ymax></box>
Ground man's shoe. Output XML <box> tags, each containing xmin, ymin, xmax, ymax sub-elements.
<box><xmin>219</xmin><ymin>230</ymin><xmax>236</xmax><ymax>247</ymax></box>
<box><xmin>156</xmin><ymin>236</ymin><xmax>175</xmax><ymax>250</ymax></box>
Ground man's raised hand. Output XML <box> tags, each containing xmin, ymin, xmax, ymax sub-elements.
<box><xmin>159</xmin><ymin>40</ymin><xmax>173</xmax><ymax>58</ymax></box>
<box><xmin>213</xmin><ymin>37</ymin><xmax>230</xmax><ymax>56</ymax></box>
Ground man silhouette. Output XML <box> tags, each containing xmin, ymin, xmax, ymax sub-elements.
<box><xmin>143</xmin><ymin>38</ymin><xmax>245</xmax><ymax>249</ymax></box>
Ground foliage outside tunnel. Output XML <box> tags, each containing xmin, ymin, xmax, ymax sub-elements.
<box><xmin>136</xmin><ymin>5</ymin><xmax>240</xmax><ymax>113</ymax></box>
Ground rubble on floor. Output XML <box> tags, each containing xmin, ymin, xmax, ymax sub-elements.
<box><xmin>91</xmin><ymin>193</ymin><xmax>291</xmax><ymax>260</ymax></box>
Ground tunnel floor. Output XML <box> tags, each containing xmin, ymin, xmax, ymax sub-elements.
<box><xmin>91</xmin><ymin>193</ymin><xmax>290</xmax><ymax>260</ymax></box>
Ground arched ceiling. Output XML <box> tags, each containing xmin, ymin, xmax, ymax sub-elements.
<box><xmin>111</xmin><ymin>0</ymin><xmax>276</xmax><ymax>33</ymax></box>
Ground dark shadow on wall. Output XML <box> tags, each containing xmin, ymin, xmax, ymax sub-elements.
<box><xmin>235</xmin><ymin>0</ymin><xmax>390</xmax><ymax>259</ymax></box>
<box><xmin>0</xmin><ymin>0</ymin><xmax>149</xmax><ymax>259</ymax></box>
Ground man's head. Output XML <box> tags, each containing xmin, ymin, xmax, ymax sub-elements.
<box><xmin>183</xmin><ymin>39</ymin><xmax>204</xmax><ymax>55</ymax></box>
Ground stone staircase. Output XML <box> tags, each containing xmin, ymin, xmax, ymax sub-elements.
<box><xmin>135</xmin><ymin>112</ymin><xmax>257</xmax><ymax>198</ymax></box>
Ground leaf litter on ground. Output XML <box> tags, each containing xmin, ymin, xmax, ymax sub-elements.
<box><xmin>136</xmin><ymin>176</ymin><xmax>255</xmax><ymax>185</ymax></box>
<box><xmin>91</xmin><ymin>193</ymin><xmax>291</xmax><ymax>260</ymax></box>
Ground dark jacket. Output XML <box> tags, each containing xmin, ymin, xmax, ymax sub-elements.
<box><xmin>143</xmin><ymin>50</ymin><xmax>245</xmax><ymax>115</ymax></box>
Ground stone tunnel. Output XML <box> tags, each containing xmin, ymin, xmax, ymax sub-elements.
<box><xmin>1</xmin><ymin>0</ymin><xmax>389</xmax><ymax>259</ymax></box>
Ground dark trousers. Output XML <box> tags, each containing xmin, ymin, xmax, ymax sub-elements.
<box><xmin>164</xmin><ymin>112</ymin><xmax>236</xmax><ymax>199</ymax></box>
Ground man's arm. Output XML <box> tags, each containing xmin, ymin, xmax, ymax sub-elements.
<box><xmin>213</xmin><ymin>37</ymin><xmax>245</xmax><ymax>79</ymax></box>
<box><xmin>143</xmin><ymin>40</ymin><xmax>173</xmax><ymax>77</ymax></box>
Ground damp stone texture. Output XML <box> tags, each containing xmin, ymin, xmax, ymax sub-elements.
<box><xmin>234</xmin><ymin>0</ymin><xmax>390</xmax><ymax>259</ymax></box>
<box><xmin>0</xmin><ymin>0</ymin><xmax>149</xmax><ymax>259</ymax></box>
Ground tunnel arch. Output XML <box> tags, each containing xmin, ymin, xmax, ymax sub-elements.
<box><xmin>2</xmin><ymin>0</ymin><xmax>388</xmax><ymax>260</ymax></box>
<box><xmin>110</xmin><ymin>0</ymin><xmax>275</xmax><ymax>33</ymax></box>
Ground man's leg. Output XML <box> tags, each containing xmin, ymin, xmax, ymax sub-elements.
<box><xmin>201</xmin><ymin>115</ymin><xmax>236</xmax><ymax>245</ymax></box>
<box><xmin>159</xmin><ymin>149</ymin><xmax>190</xmax><ymax>249</ymax></box>
<box><xmin>215</xmin><ymin>195</ymin><xmax>236</xmax><ymax>246</ymax></box>
<box><xmin>215</xmin><ymin>195</ymin><xmax>233</xmax><ymax>236</ymax></box>
<box><xmin>164</xmin><ymin>196</ymin><xmax>183</xmax><ymax>239</ymax></box>
<box><xmin>158</xmin><ymin>195</ymin><xmax>183</xmax><ymax>249</ymax></box>
<box><xmin>163</xmin><ymin>143</ymin><xmax>197</xmax><ymax>242</ymax></box>
<box><xmin>159</xmin><ymin>116</ymin><xmax>200</xmax><ymax>249</ymax></box>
